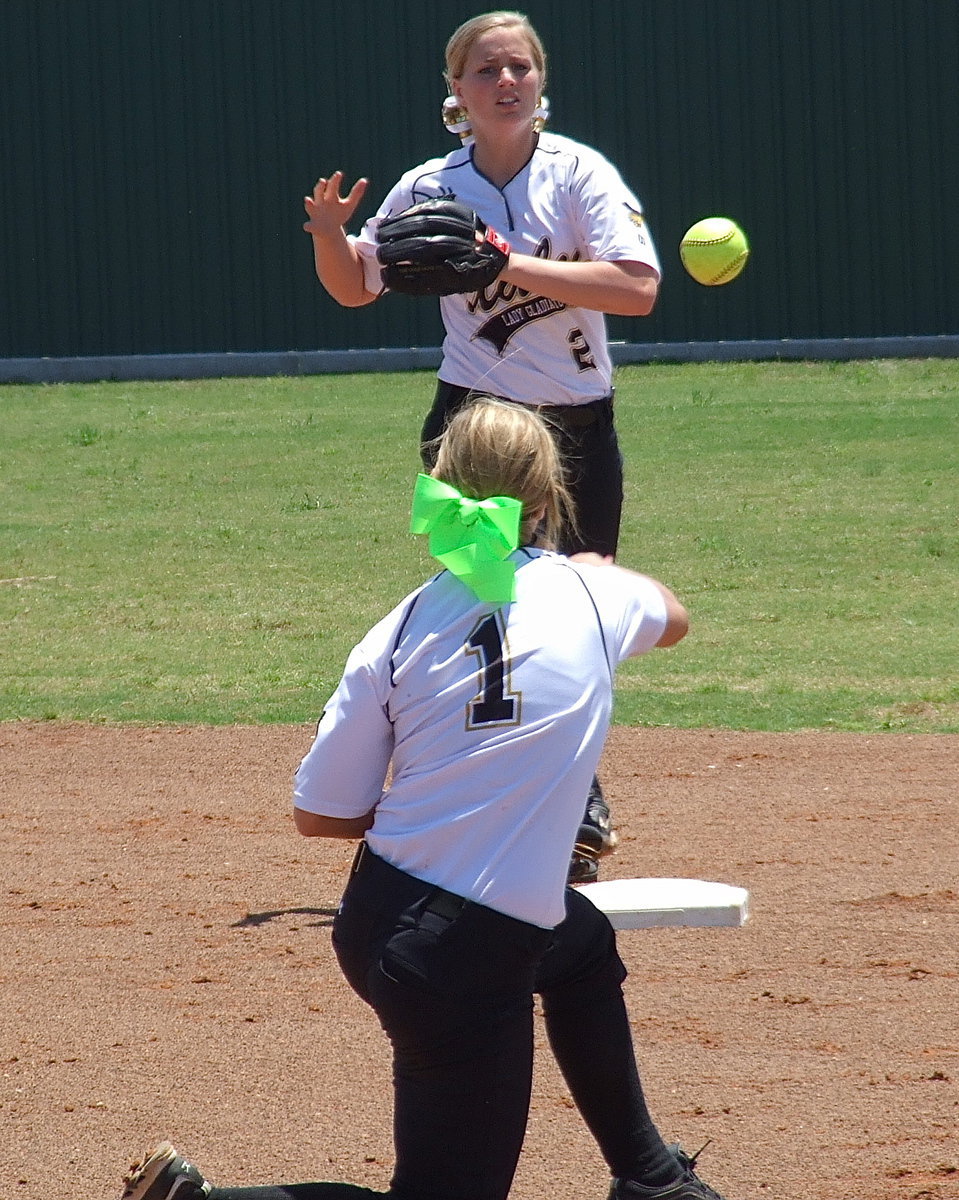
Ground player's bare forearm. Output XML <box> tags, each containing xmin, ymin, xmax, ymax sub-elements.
<box><xmin>293</xmin><ymin>807</ymin><xmax>376</xmax><ymax>839</ymax></box>
<box><xmin>310</xmin><ymin>233</ymin><xmax>378</xmax><ymax>308</ymax></box>
<box><xmin>499</xmin><ymin>257</ymin><xmax>659</xmax><ymax>316</ymax></box>
<box><xmin>303</xmin><ymin>173</ymin><xmax>378</xmax><ymax>307</ymax></box>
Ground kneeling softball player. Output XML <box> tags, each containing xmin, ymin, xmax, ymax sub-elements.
<box><xmin>120</xmin><ymin>399</ymin><xmax>732</xmax><ymax>1200</ymax></box>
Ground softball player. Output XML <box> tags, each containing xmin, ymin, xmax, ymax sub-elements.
<box><xmin>119</xmin><ymin>400</ymin><xmax>731</xmax><ymax>1200</ymax></box>
<box><xmin>304</xmin><ymin>10</ymin><xmax>663</xmax><ymax>882</ymax></box>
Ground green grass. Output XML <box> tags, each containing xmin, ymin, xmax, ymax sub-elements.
<box><xmin>2</xmin><ymin>360</ymin><xmax>957</xmax><ymax>730</ymax></box>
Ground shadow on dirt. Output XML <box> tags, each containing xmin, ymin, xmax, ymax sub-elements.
<box><xmin>232</xmin><ymin>905</ymin><xmax>339</xmax><ymax>928</ymax></box>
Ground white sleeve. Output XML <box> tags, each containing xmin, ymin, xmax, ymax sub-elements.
<box><xmin>574</xmin><ymin>563</ymin><xmax>669</xmax><ymax>663</ymax></box>
<box><xmin>614</xmin><ymin>572</ymin><xmax>669</xmax><ymax>659</ymax></box>
<box><xmin>570</xmin><ymin>148</ymin><xmax>661</xmax><ymax>275</ymax></box>
<box><xmin>349</xmin><ymin>177</ymin><xmax>418</xmax><ymax>295</ymax></box>
<box><xmin>350</xmin><ymin>234</ymin><xmax>386</xmax><ymax>296</ymax></box>
<box><xmin>293</xmin><ymin>643</ymin><xmax>394</xmax><ymax>818</ymax></box>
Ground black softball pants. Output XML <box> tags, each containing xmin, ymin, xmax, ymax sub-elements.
<box><xmin>421</xmin><ymin>381</ymin><xmax>625</xmax><ymax>559</ymax></box>
<box><xmin>207</xmin><ymin>847</ymin><xmax>675</xmax><ymax>1200</ymax></box>
<box><xmin>332</xmin><ymin>845</ymin><xmax>673</xmax><ymax>1200</ymax></box>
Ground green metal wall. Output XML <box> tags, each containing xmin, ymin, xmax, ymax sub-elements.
<box><xmin>1</xmin><ymin>0</ymin><xmax>956</xmax><ymax>358</ymax></box>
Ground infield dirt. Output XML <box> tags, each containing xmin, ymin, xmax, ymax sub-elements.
<box><xmin>3</xmin><ymin>722</ymin><xmax>957</xmax><ymax>1200</ymax></box>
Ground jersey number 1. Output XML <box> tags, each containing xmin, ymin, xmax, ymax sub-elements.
<box><xmin>465</xmin><ymin>614</ymin><xmax>521</xmax><ymax>729</ymax></box>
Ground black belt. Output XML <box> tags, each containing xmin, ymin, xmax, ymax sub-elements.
<box><xmin>436</xmin><ymin>382</ymin><xmax>613</xmax><ymax>430</ymax></box>
<box><xmin>347</xmin><ymin>842</ymin><xmax>556</xmax><ymax>946</ymax></box>
<box><xmin>349</xmin><ymin>841</ymin><xmax>468</xmax><ymax>922</ymax></box>
<box><xmin>533</xmin><ymin>395</ymin><xmax>612</xmax><ymax>428</ymax></box>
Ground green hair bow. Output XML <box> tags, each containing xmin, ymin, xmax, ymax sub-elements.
<box><xmin>410</xmin><ymin>473</ymin><xmax>522</xmax><ymax>604</ymax></box>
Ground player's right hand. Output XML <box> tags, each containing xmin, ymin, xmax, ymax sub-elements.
<box><xmin>303</xmin><ymin>171</ymin><xmax>368</xmax><ymax>237</ymax></box>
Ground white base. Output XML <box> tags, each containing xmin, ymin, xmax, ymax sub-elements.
<box><xmin>577</xmin><ymin>877</ymin><xmax>750</xmax><ymax>929</ymax></box>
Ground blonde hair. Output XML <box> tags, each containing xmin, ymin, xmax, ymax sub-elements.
<box><xmin>444</xmin><ymin>10</ymin><xmax>548</xmax><ymax>92</ymax></box>
<box><xmin>431</xmin><ymin>397</ymin><xmax>573</xmax><ymax>549</ymax></box>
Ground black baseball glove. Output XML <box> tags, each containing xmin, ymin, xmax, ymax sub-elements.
<box><xmin>376</xmin><ymin>198</ymin><xmax>511</xmax><ymax>296</ymax></box>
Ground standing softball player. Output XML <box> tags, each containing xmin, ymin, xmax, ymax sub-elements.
<box><xmin>303</xmin><ymin>9</ymin><xmax>663</xmax><ymax>882</ymax></box>
<box><xmin>118</xmin><ymin>398</ymin><xmax>732</xmax><ymax>1200</ymax></box>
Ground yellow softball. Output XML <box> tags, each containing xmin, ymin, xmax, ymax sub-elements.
<box><xmin>679</xmin><ymin>217</ymin><xmax>750</xmax><ymax>286</ymax></box>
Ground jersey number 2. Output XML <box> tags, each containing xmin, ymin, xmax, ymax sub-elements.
<box><xmin>568</xmin><ymin>327</ymin><xmax>597</xmax><ymax>372</ymax></box>
<box><xmin>465</xmin><ymin>614</ymin><xmax>521</xmax><ymax>729</ymax></box>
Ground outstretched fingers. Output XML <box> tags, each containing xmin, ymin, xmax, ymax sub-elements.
<box><xmin>303</xmin><ymin>171</ymin><xmax>369</xmax><ymax>235</ymax></box>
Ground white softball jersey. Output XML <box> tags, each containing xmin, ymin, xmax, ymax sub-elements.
<box><xmin>294</xmin><ymin>550</ymin><xmax>668</xmax><ymax>928</ymax></box>
<box><xmin>351</xmin><ymin>132</ymin><xmax>661</xmax><ymax>407</ymax></box>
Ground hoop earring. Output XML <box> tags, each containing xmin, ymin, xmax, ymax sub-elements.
<box><xmin>442</xmin><ymin>96</ymin><xmax>474</xmax><ymax>145</ymax></box>
<box><xmin>532</xmin><ymin>95</ymin><xmax>550</xmax><ymax>134</ymax></box>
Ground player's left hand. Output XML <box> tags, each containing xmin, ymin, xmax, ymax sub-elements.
<box><xmin>303</xmin><ymin>171</ymin><xmax>368</xmax><ymax>238</ymax></box>
<box><xmin>376</xmin><ymin>198</ymin><xmax>510</xmax><ymax>296</ymax></box>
